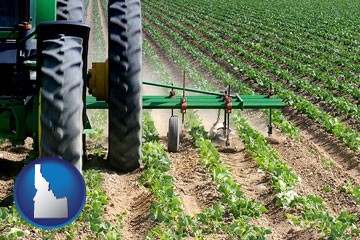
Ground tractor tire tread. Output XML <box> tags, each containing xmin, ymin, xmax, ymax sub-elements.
<box><xmin>39</xmin><ymin>35</ymin><xmax>83</xmax><ymax>171</ymax></box>
<box><xmin>57</xmin><ymin>0</ymin><xmax>85</xmax><ymax>22</ymax></box>
<box><xmin>108</xmin><ymin>0</ymin><xmax>142</xmax><ymax>172</ymax></box>
<box><xmin>168</xmin><ymin>116</ymin><xmax>180</xmax><ymax>152</ymax></box>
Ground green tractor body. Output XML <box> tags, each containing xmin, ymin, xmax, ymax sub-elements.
<box><xmin>0</xmin><ymin>0</ymin><xmax>56</xmax><ymax>143</ymax></box>
<box><xmin>0</xmin><ymin>0</ymin><xmax>89</xmax><ymax>170</ymax></box>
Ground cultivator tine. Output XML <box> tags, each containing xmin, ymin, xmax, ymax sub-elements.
<box><xmin>222</xmin><ymin>85</ymin><xmax>231</xmax><ymax>146</ymax></box>
<box><xmin>181</xmin><ymin>71</ymin><xmax>187</xmax><ymax>124</ymax></box>
<box><xmin>268</xmin><ymin>109</ymin><xmax>273</xmax><ymax>136</ymax></box>
<box><xmin>170</xmin><ymin>83</ymin><xmax>175</xmax><ymax>117</ymax></box>
<box><xmin>267</xmin><ymin>84</ymin><xmax>274</xmax><ymax>137</ymax></box>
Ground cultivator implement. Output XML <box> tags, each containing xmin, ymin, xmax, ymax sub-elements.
<box><xmin>86</xmin><ymin>75</ymin><xmax>284</xmax><ymax>151</ymax></box>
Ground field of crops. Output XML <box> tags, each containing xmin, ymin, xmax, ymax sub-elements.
<box><xmin>140</xmin><ymin>0</ymin><xmax>360</xmax><ymax>238</ymax></box>
<box><xmin>0</xmin><ymin>0</ymin><xmax>359</xmax><ymax>239</ymax></box>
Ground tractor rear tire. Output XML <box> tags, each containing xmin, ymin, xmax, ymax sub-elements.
<box><xmin>39</xmin><ymin>35</ymin><xmax>84</xmax><ymax>172</ymax></box>
<box><xmin>168</xmin><ymin>116</ymin><xmax>180</xmax><ymax>152</ymax></box>
<box><xmin>107</xmin><ymin>0</ymin><xmax>142</xmax><ymax>172</ymax></box>
<box><xmin>57</xmin><ymin>0</ymin><xmax>87</xmax><ymax>162</ymax></box>
<box><xmin>57</xmin><ymin>0</ymin><xmax>85</xmax><ymax>22</ymax></box>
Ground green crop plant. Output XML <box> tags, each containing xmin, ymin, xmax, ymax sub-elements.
<box><xmin>341</xmin><ymin>181</ymin><xmax>360</xmax><ymax>205</ymax></box>
<box><xmin>230</xmin><ymin>114</ymin><xmax>359</xmax><ymax>238</ymax></box>
<box><xmin>187</xmin><ymin>112</ymin><xmax>268</xmax><ymax>218</ymax></box>
<box><xmin>142</xmin><ymin>111</ymin><xmax>160</xmax><ymax>143</ymax></box>
<box><xmin>87</xmin><ymin>109</ymin><xmax>107</xmax><ymax>155</ymax></box>
<box><xmin>322</xmin><ymin>186</ymin><xmax>332</xmax><ymax>193</ymax></box>
<box><xmin>320</xmin><ymin>158</ymin><xmax>334</xmax><ymax>169</ymax></box>
<box><xmin>186</xmin><ymin>111</ymin><xmax>271</xmax><ymax>237</ymax></box>
<box><xmin>92</xmin><ymin>0</ymin><xmax>106</xmax><ymax>62</ymax></box>
<box><xmin>100</xmin><ymin>0</ymin><xmax>108</xmax><ymax>20</ymax></box>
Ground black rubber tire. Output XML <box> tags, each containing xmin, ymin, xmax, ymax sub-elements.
<box><xmin>39</xmin><ymin>35</ymin><xmax>84</xmax><ymax>172</ymax></box>
<box><xmin>168</xmin><ymin>116</ymin><xmax>180</xmax><ymax>152</ymax></box>
<box><xmin>108</xmin><ymin>0</ymin><xmax>142</xmax><ymax>172</ymax></box>
<box><xmin>57</xmin><ymin>0</ymin><xmax>85</xmax><ymax>22</ymax></box>
<box><xmin>57</xmin><ymin>0</ymin><xmax>86</xmax><ymax>161</ymax></box>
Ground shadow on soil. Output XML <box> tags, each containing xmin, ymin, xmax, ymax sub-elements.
<box><xmin>84</xmin><ymin>153</ymin><xmax>134</xmax><ymax>174</ymax></box>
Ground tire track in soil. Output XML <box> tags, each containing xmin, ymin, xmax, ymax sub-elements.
<box><xmin>101</xmin><ymin>169</ymin><xmax>155</xmax><ymax>240</ymax></box>
<box><xmin>85</xmin><ymin>2</ymin><xmax>154</xmax><ymax>239</ymax></box>
<box><xmin>85</xmin><ymin>65</ymin><xmax>154</xmax><ymax>239</ymax></box>
<box><xmin>165</xmin><ymin>139</ymin><xmax>220</xmax><ymax>216</ymax></box>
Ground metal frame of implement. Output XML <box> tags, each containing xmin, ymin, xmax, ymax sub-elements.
<box><xmin>86</xmin><ymin>81</ymin><xmax>285</xmax><ymax>111</ymax></box>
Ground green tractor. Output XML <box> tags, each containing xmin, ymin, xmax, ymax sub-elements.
<box><xmin>0</xmin><ymin>0</ymin><xmax>142</xmax><ymax>172</ymax></box>
<box><xmin>0</xmin><ymin>0</ymin><xmax>285</xmax><ymax>173</ymax></box>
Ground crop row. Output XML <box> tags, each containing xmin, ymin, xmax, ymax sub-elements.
<box><xmin>222</xmin><ymin>0</ymin><xmax>360</xmax><ymax>43</ymax></box>
<box><xmin>187</xmin><ymin>111</ymin><xmax>359</xmax><ymax>239</ymax></box>
<box><xmin>142</xmin><ymin>21</ymin><xmax>359</xmax><ymax>238</ymax></box>
<box><xmin>154</xmin><ymin>0</ymin><xmax>360</xmax><ymax>100</ymax></box>
<box><xmin>141</xmin><ymin>46</ymin><xmax>273</xmax><ymax>238</ymax></box>
<box><xmin>242</xmin><ymin>0</ymin><xmax>359</xmax><ymax>36</ymax></box>
<box><xmin>181</xmin><ymin>0</ymin><xmax>360</xmax><ymax>60</ymax></box>
<box><xmin>142</xmin><ymin>111</ymin><xmax>271</xmax><ymax>239</ymax></box>
<box><xmin>233</xmin><ymin>115</ymin><xmax>359</xmax><ymax>238</ymax></box>
<box><xmin>164</xmin><ymin>0</ymin><xmax>360</xmax><ymax>75</ymax></box>
<box><xmin>100</xmin><ymin>0</ymin><xmax>108</xmax><ymax>22</ymax></box>
<box><xmin>145</xmin><ymin>1</ymin><xmax>360</xmax><ymax>125</ymax></box>
<box><xmin>341</xmin><ymin>181</ymin><xmax>360</xmax><ymax>206</ymax></box>
<box><xmin>212</xmin><ymin>0</ymin><xmax>360</xmax><ymax>40</ymax></box>
<box><xmin>142</xmin><ymin>5</ymin><xmax>360</xmax><ymax>152</ymax></box>
<box><xmin>92</xmin><ymin>0</ymin><xmax>106</xmax><ymax>62</ymax></box>
<box><xmin>84</xmin><ymin>0</ymin><xmax>89</xmax><ymax>9</ymax></box>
